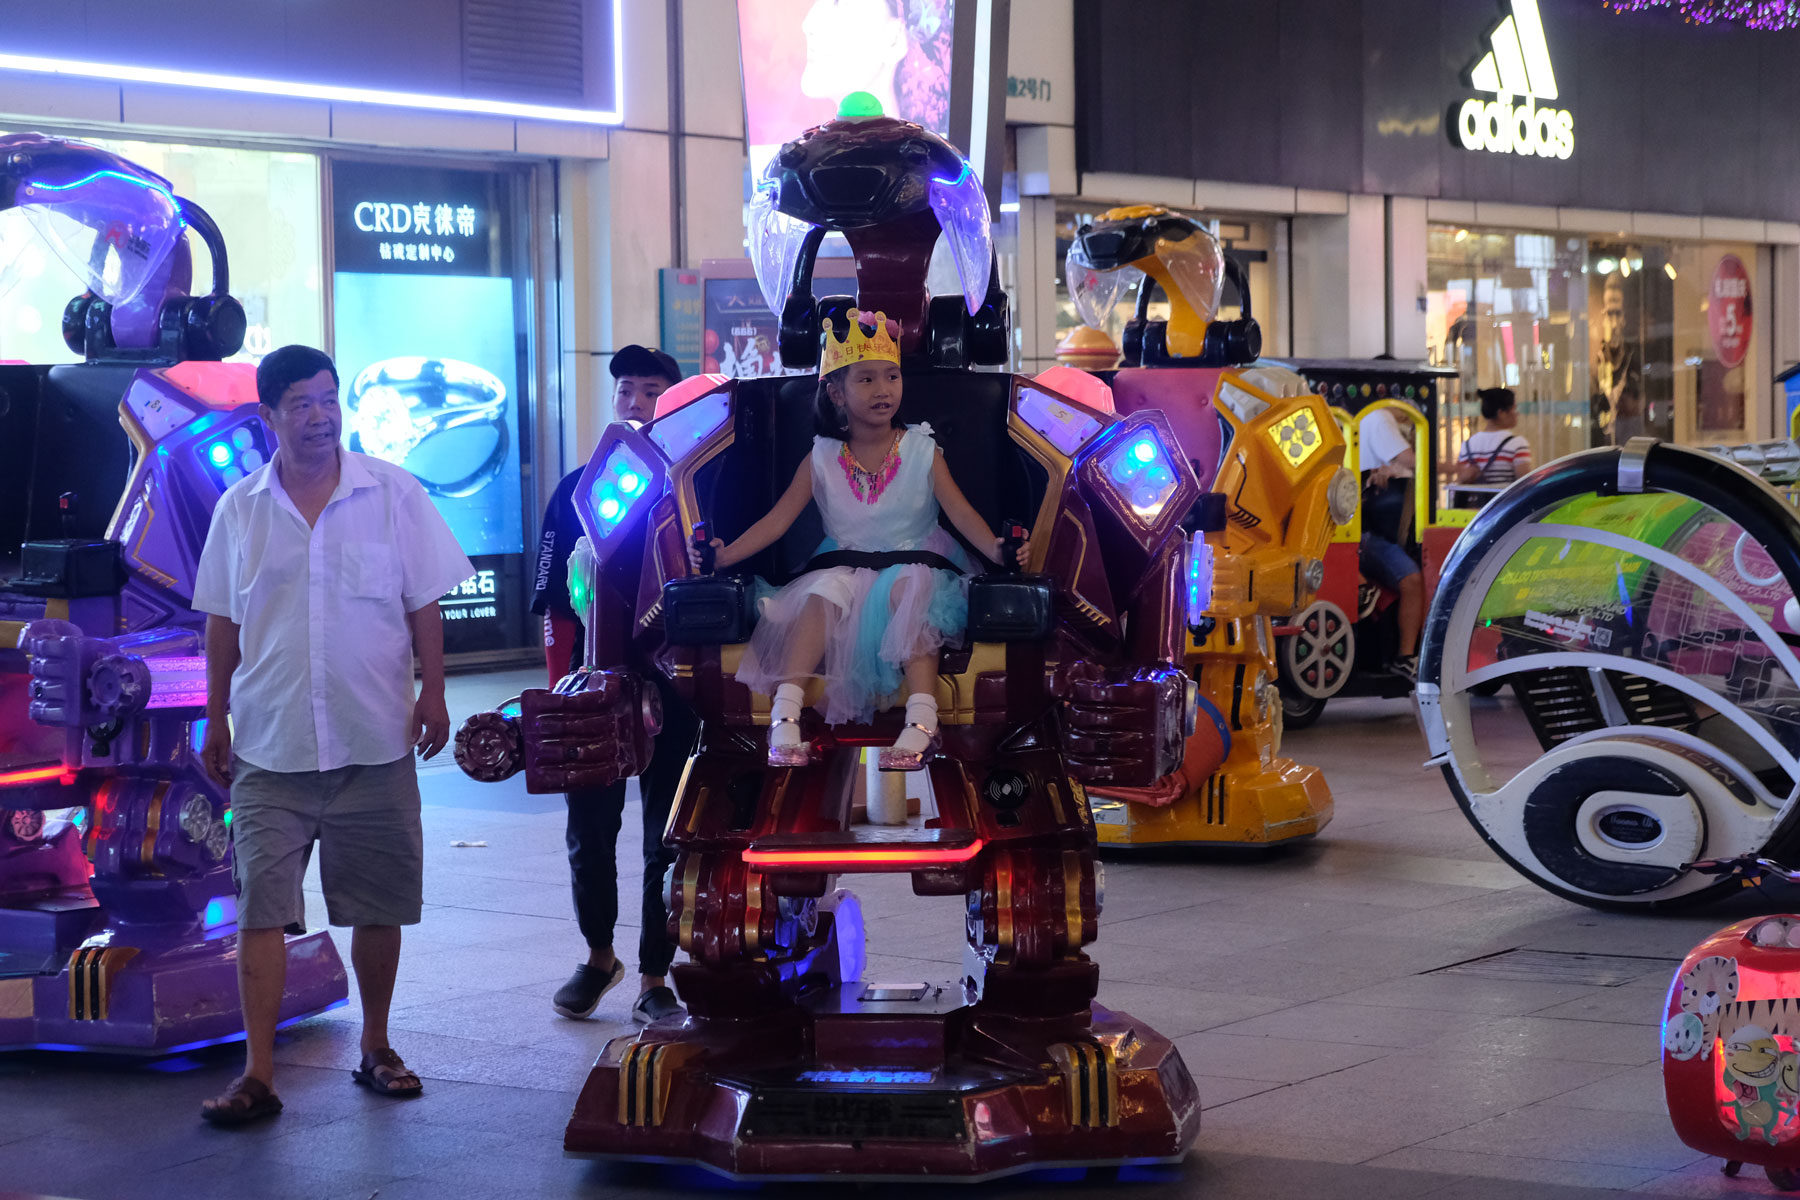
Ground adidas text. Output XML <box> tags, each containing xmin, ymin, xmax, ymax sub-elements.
<box><xmin>1455</xmin><ymin>93</ymin><xmax>1573</xmax><ymax>160</ymax></box>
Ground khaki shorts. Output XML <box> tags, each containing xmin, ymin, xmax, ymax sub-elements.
<box><xmin>229</xmin><ymin>755</ymin><xmax>424</xmax><ymax>929</ymax></box>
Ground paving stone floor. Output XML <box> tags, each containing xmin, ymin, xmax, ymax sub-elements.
<box><xmin>3</xmin><ymin>672</ymin><xmax>1797</xmax><ymax>1200</ymax></box>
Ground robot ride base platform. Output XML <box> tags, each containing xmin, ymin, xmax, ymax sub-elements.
<box><xmin>564</xmin><ymin>979</ymin><xmax>1200</xmax><ymax>1182</ymax></box>
<box><xmin>1092</xmin><ymin>760</ymin><xmax>1332</xmax><ymax>851</ymax></box>
<box><xmin>0</xmin><ymin>926</ymin><xmax>347</xmax><ymax>1054</ymax></box>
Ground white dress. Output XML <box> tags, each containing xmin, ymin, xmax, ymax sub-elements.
<box><xmin>735</xmin><ymin>423</ymin><xmax>971</xmax><ymax>724</ymax></box>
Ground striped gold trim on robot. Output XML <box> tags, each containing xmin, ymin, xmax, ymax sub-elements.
<box><xmin>616</xmin><ymin>1040</ymin><xmax>701</xmax><ymax>1126</ymax></box>
<box><xmin>1047</xmin><ymin>1040</ymin><xmax>1121</xmax><ymax>1129</ymax></box>
<box><xmin>66</xmin><ymin>945</ymin><xmax>138</xmax><ymax>1021</ymax></box>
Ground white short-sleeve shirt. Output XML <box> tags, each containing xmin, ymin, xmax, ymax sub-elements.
<box><xmin>192</xmin><ymin>450</ymin><xmax>475</xmax><ymax>773</ymax></box>
<box><xmin>1358</xmin><ymin>407</ymin><xmax>1414</xmax><ymax>474</ymax></box>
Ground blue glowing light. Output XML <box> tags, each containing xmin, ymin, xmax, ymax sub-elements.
<box><xmin>25</xmin><ymin>168</ymin><xmax>174</xmax><ymax>201</ymax></box>
<box><xmin>202</xmin><ymin>895</ymin><xmax>238</xmax><ymax>930</ymax></box>
<box><xmin>930</xmin><ymin>160</ymin><xmax>973</xmax><ymax>187</ymax></box>
<box><xmin>1186</xmin><ymin>534</ymin><xmax>1215</xmax><ymax>630</ymax></box>
<box><xmin>795</xmin><ymin>1068</ymin><xmax>935</xmax><ymax>1085</ymax></box>
<box><xmin>584</xmin><ymin>441</ymin><xmax>655</xmax><ymax>541</ymax></box>
<box><xmin>208</xmin><ymin>442</ymin><xmax>231</xmax><ymax>467</ymax></box>
<box><xmin>1616</xmin><ymin>563</ymin><xmax>1635</xmax><ymax>626</ymax></box>
<box><xmin>1098</xmin><ymin>425</ymin><xmax>1180</xmax><ymax>524</ymax></box>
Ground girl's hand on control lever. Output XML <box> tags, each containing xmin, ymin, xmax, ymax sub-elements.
<box><xmin>991</xmin><ymin>535</ymin><xmax>1031</xmax><ymax>570</ymax></box>
<box><xmin>687</xmin><ymin>537</ymin><xmax>725</xmax><ymax>573</ymax></box>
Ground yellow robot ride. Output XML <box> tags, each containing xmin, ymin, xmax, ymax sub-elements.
<box><xmin>1058</xmin><ymin>205</ymin><xmax>1356</xmax><ymax>849</ymax></box>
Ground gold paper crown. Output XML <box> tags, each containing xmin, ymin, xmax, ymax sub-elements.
<box><xmin>820</xmin><ymin>308</ymin><xmax>900</xmax><ymax>375</ymax></box>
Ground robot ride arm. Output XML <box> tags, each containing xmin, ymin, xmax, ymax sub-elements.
<box><xmin>457</xmin><ymin>527</ymin><xmax>662</xmax><ymax>791</ymax></box>
<box><xmin>15</xmin><ymin>619</ymin><xmax>236</xmax><ymax>879</ymax></box>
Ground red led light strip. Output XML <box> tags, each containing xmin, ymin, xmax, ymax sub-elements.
<box><xmin>0</xmin><ymin>764</ymin><xmax>76</xmax><ymax>787</ymax></box>
<box><xmin>741</xmin><ymin>839</ymin><xmax>985</xmax><ymax>869</ymax></box>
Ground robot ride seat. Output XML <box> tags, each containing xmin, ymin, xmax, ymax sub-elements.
<box><xmin>450</xmin><ymin>100</ymin><xmax>1203</xmax><ymax>1181</ymax></box>
<box><xmin>0</xmin><ymin>361</ymin><xmax>348</xmax><ymax>1053</ymax></box>
<box><xmin>683</xmin><ymin>367</ymin><xmax>1047</xmax><ymax>728</ymax></box>
<box><xmin>452</xmin><ymin>364</ymin><xmax>1206</xmax><ymax>1177</ymax></box>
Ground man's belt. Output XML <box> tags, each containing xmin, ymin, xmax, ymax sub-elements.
<box><xmin>801</xmin><ymin>549</ymin><xmax>966</xmax><ymax>576</ymax></box>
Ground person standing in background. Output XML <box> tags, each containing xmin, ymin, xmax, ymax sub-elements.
<box><xmin>532</xmin><ymin>346</ymin><xmax>699</xmax><ymax>1026</ymax></box>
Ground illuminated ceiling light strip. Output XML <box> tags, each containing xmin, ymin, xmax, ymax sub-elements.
<box><xmin>0</xmin><ymin>764</ymin><xmax>74</xmax><ymax>787</ymax></box>
<box><xmin>741</xmin><ymin>839</ymin><xmax>985</xmax><ymax>869</ymax></box>
<box><xmin>0</xmin><ymin>45</ymin><xmax>624</xmax><ymax>126</ymax></box>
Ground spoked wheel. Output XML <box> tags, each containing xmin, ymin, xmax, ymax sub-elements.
<box><xmin>4</xmin><ymin>810</ymin><xmax>43</xmax><ymax>842</ymax></box>
<box><xmin>1276</xmin><ymin>600</ymin><xmax>1353</xmax><ymax>730</ymax></box>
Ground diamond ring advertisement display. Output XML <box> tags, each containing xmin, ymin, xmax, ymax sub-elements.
<box><xmin>330</xmin><ymin>157</ymin><xmax>532</xmax><ymax>653</ymax></box>
<box><xmin>345</xmin><ymin>356</ymin><xmax>510</xmax><ymax>500</ymax></box>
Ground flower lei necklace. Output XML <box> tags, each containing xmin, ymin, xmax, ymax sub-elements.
<box><xmin>839</xmin><ymin>429</ymin><xmax>902</xmax><ymax>504</ymax></box>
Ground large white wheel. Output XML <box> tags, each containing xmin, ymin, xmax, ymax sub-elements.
<box><xmin>1447</xmin><ymin>732</ymin><xmax>1760</xmax><ymax>910</ymax></box>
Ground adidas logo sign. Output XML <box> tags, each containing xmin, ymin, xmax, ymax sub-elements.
<box><xmin>1453</xmin><ymin>0</ymin><xmax>1574</xmax><ymax>160</ymax></box>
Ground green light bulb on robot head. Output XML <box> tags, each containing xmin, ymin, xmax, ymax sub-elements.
<box><xmin>837</xmin><ymin>91</ymin><xmax>884</xmax><ymax>120</ymax></box>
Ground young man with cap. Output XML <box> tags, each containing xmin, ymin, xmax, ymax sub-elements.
<box><xmin>532</xmin><ymin>345</ymin><xmax>699</xmax><ymax>1024</ymax></box>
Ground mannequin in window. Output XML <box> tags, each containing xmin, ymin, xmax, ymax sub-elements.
<box><xmin>1591</xmin><ymin>273</ymin><xmax>1642</xmax><ymax>447</ymax></box>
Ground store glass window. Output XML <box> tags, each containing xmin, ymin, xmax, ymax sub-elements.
<box><xmin>1427</xmin><ymin>224</ymin><xmax>1767</xmax><ymax>470</ymax></box>
<box><xmin>329</xmin><ymin>158</ymin><xmax>537</xmax><ymax>656</ymax></box>
<box><xmin>1585</xmin><ymin>238</ymin><xmax>1762</xmax><ymax>447</ymax></box>
<box><xmin>0</xmin><ymin>134</ymin><xmax>323</xmax><ymax>365</ymax></box>
<box><xmin>1425</xmin><ymin>226</ymin><xmax>1589</xmax><ymax>472</ymax></box>
<box><xmin>1052</xmin><ymin>204</ymin><xmax>1284</xmax><ymax>363</ymax></box>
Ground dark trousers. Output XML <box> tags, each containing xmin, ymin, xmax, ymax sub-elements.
<box><xmin>564</xmin><ymin>677</ymin><xmax>699</xmax><ymax>977</ymax></box>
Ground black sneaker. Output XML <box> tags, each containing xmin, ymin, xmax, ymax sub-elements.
<box><xmin>631</xmin><ymin>985</ymin><xmax>684</xmax><ymax>1026</ymax></box>
<box><xmin>1389</xmin><ymin>655</ymin><xmax>1419</xmax><ymax>684</ymax></box>
<box><xmin>552</xmin><ymin>961</ymin><xmax>624</xmax><ymax>1019</ymax></box>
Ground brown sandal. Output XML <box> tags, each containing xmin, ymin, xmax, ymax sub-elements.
<box><xmin>352</xmin><ymin>1047</ymin><xmax>423</xmax><ymax>1097</ymax></box>
<box><xmin>200</xmin><ymin>1074</ymin><xmax>283</xmax><ymax>1126</ymax></box>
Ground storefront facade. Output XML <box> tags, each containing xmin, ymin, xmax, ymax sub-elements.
<box><xmin>1014</xmin><ymin>0</ymin><xmax>1800</xmax><ymax>461</ymax></box>
<box><xmin>0</xmin><ymin>0</ymin><xmax>751</xmax><ymax>665</ymax></box>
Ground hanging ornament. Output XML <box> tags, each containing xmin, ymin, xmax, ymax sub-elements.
<box><xmin>1604</xmin><ymin>0</ymin><xmax>1800</xmax><ymax>30</ymax></box>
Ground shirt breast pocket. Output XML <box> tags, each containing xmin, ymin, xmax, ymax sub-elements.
<box><xmin>342</xmin><ymin>542</ymin><xmax>397</xmax><ymax>602</ymax></box>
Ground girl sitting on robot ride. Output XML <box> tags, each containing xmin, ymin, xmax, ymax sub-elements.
<box><xmin>689</xmin><ymin>307</ymin><xmax>1028</xmax><ymax>770</ymax></box>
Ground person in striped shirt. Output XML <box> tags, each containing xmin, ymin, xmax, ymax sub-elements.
<box><xmin>1455</xmin><ymin>388</ymin><xmax>1533</xmax><ymax>490</ymax></box>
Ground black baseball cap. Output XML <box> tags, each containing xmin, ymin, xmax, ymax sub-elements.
<box><xmin>610</xmin><ymin>345</ymin><xmax>682</xmax><ymax>385</ymax></box>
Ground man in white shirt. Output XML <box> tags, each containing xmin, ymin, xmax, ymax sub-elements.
<box><xmin>191</xmin><ymin>345</ymin><xmax>473</xmax><ymax>1125</ymax></box>
<box><xmin>1357</xmin><ymin>405</ymin><xmax>1424</xmax><ymax>681</ymax></box>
